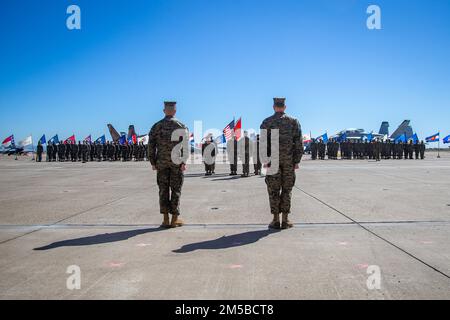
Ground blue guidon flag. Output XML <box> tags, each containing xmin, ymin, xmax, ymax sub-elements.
<box><xmin>317</xmin><ymin>133</ymin><xmax>328</xmax><ymax>143</ymax></box>
<box><xmin>443</xmin><ymin>135</ymin><xmax>450</xmax><ymax>144</ymax></box>
<box><xmin>425</xmin><ymin>133</ymin><xmax>439</xmax><ymax>143</ymax></box>
<box><xmin>49</xmin><ymin>135</ymin><xmax>59</xmax><ymax>144</ymax></box>
<box><xmin>39</xmin><ymin>135</ymin><xmax>46</xmax><ymax>145</ymax></box>
<box><xmin>95</xmin><ymin>135</ymin><xmax>106</xmax><ymax>144</ymax></box>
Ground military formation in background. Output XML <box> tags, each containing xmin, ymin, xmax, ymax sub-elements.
<box><xmin>39</xmin><ymin>140</ymin><xmax>148</xmax><ymax>163</ymax></box>
<box><xmin>220</xmin><ymin>130</ymin><xmax>261</xmax><ymax>177</ymax></box>
<box><xmin>310</xmin><ymin>139</ymin><xmax>426</xmax><ymax>161</ymax></box>
<box><xmin>146</xmin><ymin>98</ymin><xmax>304</xmax><ymax>230</ymax></box>
<box><xmin>35</xmin><ymin>134</ymin><xmax>427</xmax><ymax>165</ymax></box>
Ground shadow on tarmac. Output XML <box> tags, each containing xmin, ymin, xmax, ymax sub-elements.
<box><xmin>33</xmin><ymin>227</ymin><xmax>166</xmax><ymax>250</ymax></box>
<box><xmin>184</xmin><ymin>173</ymin><xmax>230</xmax><ymax>178</ymax></box>
<box><xmin>211</xmin><ymin>175</ymin><xmax>242</xmax><ymax>181</ymax></box>
<box><xmin>172</xmin><ymin>229</ymin><xmax>281</xmax><ymax>253</ymax></box>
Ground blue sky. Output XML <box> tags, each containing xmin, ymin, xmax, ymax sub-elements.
<box><xmin>1</xmin><ymin>0</ymin><xmax>449</xmax><ymax>144</ymax></box>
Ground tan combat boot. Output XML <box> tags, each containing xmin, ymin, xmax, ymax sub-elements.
<box><xmin>170</xmin><ymin>214</ymin><xmax>184</xmax><ymax>228</ymax></box>
<box><xmin>161</xmin><ymin>213</ymin><xmax>171</xmax><ymax>228</ymax></box>
<box><xmin>281</xmin><ymin>213</ymin><xmax>294</xmax><ymax>229</ymax></box>
<box><xmin>268</xmin><ymin>214</ymin><xmax>280</xmax><ymax>229</ymax></box>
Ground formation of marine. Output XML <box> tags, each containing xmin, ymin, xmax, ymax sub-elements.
<box><xmin>310</xmin><ymin>139</ymin><xmax>426</xmax><ymax>161</ymax></box>
<box><xmin>39</xmin><ymin>141</ymin><xmax>148</xmax><ymax>163</ymax></box>
<box><xmin>32</xmin><ymin>97</ymin><xmax>434</xmax><ymax>231</ymax></box>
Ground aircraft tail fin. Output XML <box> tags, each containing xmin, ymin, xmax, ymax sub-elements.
<box><xmin>379</xmin><ymin>121</ymin><xmax>389</xmax><ymax>136</ymax></box>
<box><xmin>128</xmin><ymin>125</ymin><xmax>136</xmax><ymax>139</ymax></box>
<box><xmin>390</xmin><ymin>120</ymin><xmax>413</xmax><ymax>140</ymax></box>
<box><xmin>107</xmin><ymin>124</ymin><xmax>121</xmax><ymax>142</ymax></box>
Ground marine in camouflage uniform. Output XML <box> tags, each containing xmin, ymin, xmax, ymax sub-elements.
<box><xmin>240</xmin><ymin>131</ymin><xmax>251</xmax><ymax>177</ymax></box>
<box><xmin>148</xmin><ymin>101</ymin><xmax>188</xmax><ymax>228</ymax></box>
<box><xmin>96</xmin><ymin>142</ymin><xmax>103</xmax><ymax>161</ymax></box>
<box><xmin>81</xmin><ymin>141</ymin><xmax>88</xmax><ymax>163</ymax></box>
<box><xmin>310</xmin><ymin>139</ymin><xmax>318</xmax><ymax>160</ymax></box>
<box><xmin>202</xmin><ymin>137</ymin><xmax>216</xmax><ymax>176</ymax></box>
<box><xmin>254</xmin><ymin>134</ymin><xmax>262</xmax><ymax>174</ymax></box>
<box><xmin>260</xmin><ymin>97</ymin><xmax>303</xmax><ymax>229</ymax></box>
<box><xmin>397</xmin><ymin>141</ymin><xmax>404</xmax><ymax>159</ymax></box>
<box><xmin>121</xmin><ymin>143</ymin><xmax>127</xmax><ymax>161</ymax></box>
<box><xmin>46</xmin><ymin>142</ymin><xmax>53</xmax><ymax>162</ymax></box>
<box><xmin>36</xmin><ymin>141</ymin><xmax>43</xmax><ymax>162</ymax></box>
<box><xmin>227</xmin><ymin>133</ymin><xmax>238</xmax><ymax>175</ymax></box>
<box><xmin>318</xmin><ymin>140</ymin><xmax>326</xmax><ymax>160</ymax></box>
<box><xmin>419</xmin><ymin>141</ymin><xmax>425</xmax><ymax>159</ymax></box>
<box><xmin>202</xmin><ymin>139</ymin><xmax>210</xmax><ymax>175</ymax></box>
<box><xmin>407</xmin><ymin>140</ymin><xmax>414</xmax><ymax>159</ymax></box>
<box><xmin>414</xmin><ymin>140</ymin><xmax>420</xmax><ymax>159</ymax></box>
<box><xmin>89</xmin><ymin>142</ymin><xmax>95</xmax><ymax>161</ymax></box>
<box><xmin>77</xmin><ymin>141</ymin><xmax>83</xmax><ymax>161</ymax></box>
<box><xmin>373</xmin><ymin>139</ymin><xmax>381</xmax><ymax>161</ymax></box>
<box><xmin>65</xmin><ymin>142</ymin><xmax>71</xmax><ymax>161</ymax></box>
<box><xmin>114</xmin><ymin>142</ymin><xmax>121</xmax><ymax>161</ymax></box>
<box><xmin>403</xmin><ymin>141</ymin><xmax>409</xmax><ymax>160</ymax></box>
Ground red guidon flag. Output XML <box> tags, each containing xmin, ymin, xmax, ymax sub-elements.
<box><xmin>234</xmin><ymin>117</ymin><xmax>242</xmax><ymax>140</ymax></box>
<box><xmin>65</xmin><ymin>135</ymin><xmax>76</xmax><ymax>143</ymax></box>
<box><xmin>2</xmin><ymin>135</ymin><xmax>15</xmax><ymax>147</ymax></box>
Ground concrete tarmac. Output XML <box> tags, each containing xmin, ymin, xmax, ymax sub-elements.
<box><xmin>1</xmin><ymin>152</ymin><xmax>449</xmax><ymax>299</ymax></box>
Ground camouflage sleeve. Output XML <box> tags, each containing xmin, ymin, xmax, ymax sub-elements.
<box><xmin>148</xmin><ymin>123</ymin><xmax>158</xmax><ymax>166</ymax></box>
<box><xmin>180</xmin><ymin>126</ymin><xmax>189</xmax><ymax>165</ymax></box>
<box><xmin>293</xmin><ymin>119</ymin><xmax>304</xmax><ymax>164</ymax></box>
<box><xmin>260</xmin><ymin>120</ymin><xmax>271</xmax><ymax>159</ymax></box>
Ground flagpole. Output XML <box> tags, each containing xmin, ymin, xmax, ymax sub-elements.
<box><xmin>31</xmin><ymin>134</ymin><xmax>35</xmax><ymax>161</ymax></box>
<box><xmin>14</xmin><ymin>135</ymin><xmax>18</xmax><ymax>160</ymax></box>
<box><xmin>437</xmin><ymin>131</ymin><xmax>441</xmax><ymax>158</ymax></box>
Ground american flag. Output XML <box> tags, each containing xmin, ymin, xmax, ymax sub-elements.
<box><xmin>223</xmin><ymin>120</ymin><xmax>235</xmax><ymax>141</ymax></box>
<box><xmin>84</xmin><ymin>135</ymin><xmax>92</xmax><ymax>143</ymax></box>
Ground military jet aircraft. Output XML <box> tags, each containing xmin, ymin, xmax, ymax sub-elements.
<box><xmin>107</xmin><ymin>124</ymin><xmax>148</xmax><ymax>144</ymax></box>
<box><xmin>0</xmin><ymin>146</ymin><xmax>25</xmax><ymax>156</ymax></box>
<box><xmin>330</xmin><ymin>120</ymin><xmax>414</xmax><ymax>141</ymax></box>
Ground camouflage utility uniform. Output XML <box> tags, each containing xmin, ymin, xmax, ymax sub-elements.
<box><xmin>260</xmin><ymin>111</ymin><xmax>303</xmax><ymax>216</ymax></box>
<box><xmin>148</xmin><ymin>115</ymin><xmax>188</xmax><ymax>216</ymax></box>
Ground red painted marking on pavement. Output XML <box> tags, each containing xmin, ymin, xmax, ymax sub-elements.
<box><xmin>108</xmin><ymin>262</ymin><xmax>124</xmax><ymax>268</ymax></box>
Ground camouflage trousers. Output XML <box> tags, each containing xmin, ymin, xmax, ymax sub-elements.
<box><xmin>265</xmin><ymin>163</ymin><xmax>296</xmax><ymax>215</ymax></box>
<box><xmin>204</xmin><ymin>162</ymin><xmax>215</xmax><ymax>173</ymax></box>
<box><xmin>242</xmin><ymin>162</ymin><xmax>249</xmax><ymax>174</ymax></box>
<box><xmin>157</xmin><ymin>165</ymin><xmax>184</xmax><ymax>215</ymax></box>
